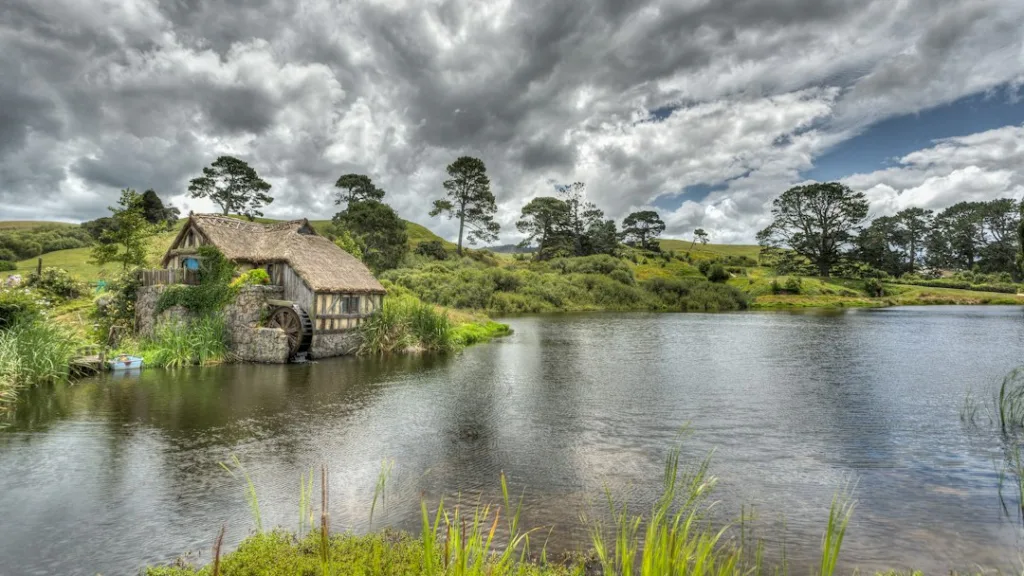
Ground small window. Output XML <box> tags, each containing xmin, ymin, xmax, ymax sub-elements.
<box><xmin>182</xmin><ymin>257</ymin><xmax>200</xmax><ymax>270</ymax></box>
<box><xmin>342</xmin><ymin>295</ymin><xmax>360</xmax><ymax>314</ymax></box>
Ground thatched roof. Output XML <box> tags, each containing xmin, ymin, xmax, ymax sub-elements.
<box><xmin>163</xmin><ymin>214</ymin><xmax>385</xmax><ymax>293</ymax></box>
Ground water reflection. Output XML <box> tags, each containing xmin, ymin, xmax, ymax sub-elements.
<box><xmin>2</xmin><ymin>307</ymin><xmax>1024</xmax><ymax>575</ymax></box>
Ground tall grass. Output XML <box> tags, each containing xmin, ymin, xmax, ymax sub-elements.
<box><xmin>359</xmin><ymin>294</ymin><xmax>455</xmax><ymax>354</ymax></box>
<box><xmin>370</xmin><ymin>459</ymin><xmax>394</xmax><ymax>528</ymax></box>
<box><xmin>590</xmin><ymin>446</ymin><xmax>743</xmax><ymax>576</ymax></box>
<box><xmin>997</xmin><ymin>369</ymin><xmax>1024</xmax><ymax>436</ymax></box>
<box><xmin>0</xmin><ymin>319</ymin><xmax>79</xmax><ymax>409</ymax></box>
<box><xmin>299</xmin><ymin>468</ymin><xmax>315</xmax><ymax>536</ymax></box>
<box><xmin>819</xmin><ymin>491</ymin><xmax>855</xmax><ymax>576</ymax></box>
<box><xmin>141</xmin><ymin>315</ymin><xmax>228</xmax><ymax>368</ymax></box>
<box><xmin>995</xmin><ymin>446</ymin><xmax>1024</xmax><ymax>524</ymax></box>
<box><xmin>420</xmin><ymin>472</ymin><xmax>537</xmax><ymax>576</ymax></box>
<box><xmin>219</xmin><ymin>455</ymin><xmax>262</xmax><ymax>533</ymax></box>
<box><xmin>150</xmin><ymin>445</ymin><xmax>860</xmax><ymax>576</ymax></box>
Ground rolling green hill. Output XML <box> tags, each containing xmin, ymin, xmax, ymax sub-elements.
<box><xmin>5</xmin><ymin>217</ymin><xmax>453</xmax><ymax>280</ymax></box>
<box><xmin>658</xmin><ymin>238</ymin><xmax>761</xmax><ymax>259</ymax></box>
<box><xmin>0</xmin><ymin>221</ymin><xmax>77</xmax><ymax>230</ymax></box>
<box><xmin>3</xmin><ymin>217</ymin><xmax>1020</xmax><ymax>310</ymax></box>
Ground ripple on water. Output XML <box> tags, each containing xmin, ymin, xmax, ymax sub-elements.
<box><xmin>2</xmin><ymin>307</ymin><xmax>1024</xmax><ymax>575</ymax></box>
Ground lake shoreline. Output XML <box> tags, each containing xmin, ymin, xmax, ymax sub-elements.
<box><xmin>4</xmin><ymin>308</ymin><xmax>1024</xmax><ymax>574</ymax></box>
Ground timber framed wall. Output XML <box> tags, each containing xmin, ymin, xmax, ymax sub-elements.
<box><xmin>281</xmin><ymin>265</ymin><xmax>314</xmax><ymax>314</ymax></box>
<box><xmin>313</xmin><ymin>292</ymin><xmax>383</xmax><ymax>333</ymax></box>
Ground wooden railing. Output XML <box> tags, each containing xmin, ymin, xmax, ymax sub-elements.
<box><xmin>139</xmin><ymin>268</ymin><xmax>200</xmax><ymax>286</ymax></box>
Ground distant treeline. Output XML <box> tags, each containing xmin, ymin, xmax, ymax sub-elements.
<box><xmin>0</xmin><ymin>190</ymin><xmax>178</xmax><ymax>265</ymax></box>
<box><xmin>758</xmin><ymin>183</ymin><xmax>1023</xmax><ymax>280</ymax></box>
<box><xmin>0</xmin><ymin>226</ymin><xmax>93</xmax><ymax>263</ymax></box>
<box><xmin>856</xmin><ymin>199</ymin><xmax>1020</xmax><ymax>277</ymax></box>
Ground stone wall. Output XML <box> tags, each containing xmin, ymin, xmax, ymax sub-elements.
<box><xmin>309</xmin><ymin>331</ymin><xmax>363</xmax><ymax>359</ymax></box>
<box><xmin>135</xmin><ymin>285</ymin><xmax>168</xmax><ymax>338</ymax></box>
<box><xmin>134</xmin><ymin>284</ymin><xmax>291</xmax><ymax>363</ymax></box>
<box><xmin>232</xmin><ymin>327</ymin><xmax>290</xmax><ymax>364</ymax></box>
<box><xmin>226</xmin><ymin>286</ymin><xmax>289</xmax><ymax>363</ymax></box>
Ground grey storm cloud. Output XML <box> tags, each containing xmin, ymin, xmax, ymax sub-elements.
<box><xmin>1</xmin><ymin>0</ymin><xmax>1023</xmax><ymax>243</ymax></box>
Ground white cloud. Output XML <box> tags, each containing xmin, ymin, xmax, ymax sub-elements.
<box><xmin>842</xmin><ymin>124</ymin><xmax>1024</xmax><ymax>218</ymax></box>
<box><xmin>1</xmin><ymin>0</ymin><xmax>1023</xmax><ymax>247</ymax></box>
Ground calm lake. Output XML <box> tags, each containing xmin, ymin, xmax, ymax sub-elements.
<box><xmin>3</xmin><ymin>307</ymin><xmax>1024</xmax><ymax>575</ymax></box>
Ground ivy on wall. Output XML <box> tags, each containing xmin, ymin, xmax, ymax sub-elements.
<box><xmin>156</xmin><ymin>246</ymin><xmax>238</xmax><ymax>315</ymax></box>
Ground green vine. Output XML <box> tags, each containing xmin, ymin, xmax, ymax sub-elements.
<box><xmin>156</xmin><ymin>246</ymin><xmax>238</xmax><ymax>315</ymax></box>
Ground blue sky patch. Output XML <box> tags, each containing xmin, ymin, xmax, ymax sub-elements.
<box><xmin>806</xmin><ymin>90</ymin><xmax>1024</xmax><ymax>182</ymax></box>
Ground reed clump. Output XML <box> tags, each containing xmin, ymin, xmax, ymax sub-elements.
<box><xmin>147</xmin><ymin>445</ymin><xmax>859</xmax><ymax>576</ymax></box>
<box><xmin>360</xmin><ymin>293</ymin><xmax>511</xmax><ymax>355</ymax></box>
<box><xmin>0</xmin><ymin>317</ymin><xmax>80</xmax><ymax>409</ymax></box>
<box><xmin>133</xmin><ymin>315</ymin><xmax>229</xmax><ymax>369</ymax></box>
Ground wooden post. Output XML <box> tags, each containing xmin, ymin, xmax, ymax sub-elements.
<box><xmin>37</xmin><ymin>258</ymin><xmax>42</xmax><ymax>276</ymax></box>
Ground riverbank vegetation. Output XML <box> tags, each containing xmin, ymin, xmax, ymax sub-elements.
<box><xmin>359</xmin><ymin>289</ymin><xmax>512</xmax><ymax>354</ymax></box>
<box><xmin>134</xmin><ymin>315</ymin><xmax>229</xmax><ymax>369</ymax></box>
<box><xmin>0</xmin><ymin>165</ymin><xmax>1021</xmax><ymax>410</ymax></box>
<box><xmin>0</xmin><ymin>282</ymin><xmax>82</xmax><ymax>410</ymax></box>
<box><xmin>146</xmin><ymin>443</ymin><xmax>863</xmax><ymax>576</ymax></box>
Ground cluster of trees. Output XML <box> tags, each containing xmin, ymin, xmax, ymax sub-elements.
<box><xmin>330</xmin><ymin>156</ymin><xmax>675</xmax><ymax>269</ymax></box>
<box><xmin>0</xmin><ymin>226</ymin><xmax>93</xmax><ymax>264</ymax></box>
<box><xmin>858</xmin><ymin>199</ymin><xmax>1021</xmax><ymax>277</ymax></box>
<box><xmin>90</xmin><ymin>189</ymin><xmax>165</xmax><ymax>270</ymax></box>
<box><xmin>426</xmin><ymin>156</ymin><xmax>674</xmax><ymax>260</ymax></box>
<box><xmin>330</xmin><ymin>174</ymin><xmax>407</xmax><ymax>272</ymax></box>
<box><xmin>516</xmin><ymin>182</ymin><xmax>620</xmax><ymax>259</ymax></box>
<box><xmin>82</xmin><ymin>189</ymin><xmax>180</xmax><ymax>241</ymax></box>
<box><xmin>758</xmin><ymin>182</ymin><xmax>1024</xmax><ymax>279</ymax></box>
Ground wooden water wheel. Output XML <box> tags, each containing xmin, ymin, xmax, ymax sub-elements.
<box><xmin>267</xmin><ymin>304</ymin><xmax>312</xmax><ymax>358</ymax></box>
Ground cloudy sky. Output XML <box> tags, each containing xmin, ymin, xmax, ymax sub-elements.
<box><xmin>2</xmin><ymin>0</ymin><xmax>1023</xmax><ymax>244</ymax></box>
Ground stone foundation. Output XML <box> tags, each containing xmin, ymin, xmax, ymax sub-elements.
<box><xmin>232</xmin><ymin>327</ymin><xmax>290</xmax><ymax>363</ymax></box>
<box><xmin>135</xmin><ymin>284</ymin><xmax>291</xmax><ymax>363</ymax></box>
<box><xmin>309</xmin><ymin>331</ymin><xmax>363</xmax><ymax>359</ymax></box>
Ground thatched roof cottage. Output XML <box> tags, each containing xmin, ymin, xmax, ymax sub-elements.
<box><xmin>161</xmin><ymin>213</ymin><xmax>385</xmax><ymax>358</ymax></box>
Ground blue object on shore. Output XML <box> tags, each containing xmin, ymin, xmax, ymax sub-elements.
<box><xmin>109</xmin><ymin>354</ymin><xmax>143</xmax><ymax>371</ymax></box>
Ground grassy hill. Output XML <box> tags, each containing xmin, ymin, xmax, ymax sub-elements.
<box><xmin>0</xmin><ymin>221</ymin><xmax>77</xmax><ymax>230</ymax></box>
<box><xmin>658</xmin><ymin>238</ymin><xmax>760</xmax><ymax>259</ymax></box>
<box><xmin>6</xmin><ymin>217</ymin><xmax>452</xmax><ymax>281</ymax></box>
<box><xmin>4</xmin><ymin>218</ymin><xmax>1020</xmax><ymax>310</ymax></box>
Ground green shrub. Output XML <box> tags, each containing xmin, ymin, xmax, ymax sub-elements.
<box><xmin>706</xmin><ymin>263</ymin><xmax>730</xmax><ymax>283</ymax></box>
<box><xmin>92</xmin><ymin>267</ymin><xmax>143</xmax><ymax>344</ymax></box>
<box><xmin>359</xmin><ymin>294</ymin><xmax>454</xmax><ymax>354</ymax></box>
<box><xmin>451</xmin><ymin>321</ymin><xmax>512</xmax><ymax>346</ymax></box>
<box><xmin>0</xmin><ymin>225</ymin><xmax>93</xmax><ymax>261</ymax></box>
<box><xmin>863</xmin><ymin>277</ymin><xmax>885</xmax><ymax>297</ymax></box>
<box><xmin>414</xmin><ymin>240</ymin><xmax>449</xmax><ymax>260</ymax></box>
<box><xmin>641</xmin><ymin>277</ymin><xmax>749</xmax><ymax>311</ymax></box>
<box><xmin>783</xmin><ymin>276</ymin><xmax>803</xmax><ymax>294</ymax></box>
<box><xmin>487</xmin><ymin>268</ymin><xmax>522</xmax><ymax>292</ymax></box>
<box><xmin>157</xmin><ymin>247</ymin><xmax>237</xmax><ymax>314</ymax></box>
<box><xmin>26</xmin><ymin>267</ymin><xmax>86</xmax><ymax>299</ymax></box>
<box><xmin>0</xmin><ymin>289</ymin><xmax>42</xmax><ymax>330</ymax></box>
<box><xmin>332</xmin><ymin>229</ymin><xmax>364</xmax><ymax>260</ymax></box>
<box><xmin>0</xmin><ymin>261</ymin><xmax>16</xmax><ymax>272</ymax></box>
<box><xmin>609</xmin><ymin>268</ymin><xmax>635</xmax><ymax>285</ymax></box>
<box><xmin>895</xmin><ymin>277</ymin><xmax>1019</xmax><ymax>294</ymax></box>
<box><xmin>139</xmin><ymin>315</ymin><xmax>228</xmax><ymax>368</ymax></box>
<box><xmin>487</xmin><ymin>292</ymin><xmax>552</xmax><ymax>314</ymax></box>
<box><xmin>0</xmin><ymin>319</ymin><xmax>80</xmax><ymax>408</ymax></box>
<box><xmin>230</xmin><ymin>268</ymin><xmax>270</xmax><ymax>288</ymax></box>
<box><xmin>549</xmin><ymin>254</ymin><xmax>630</xmax><ymax>276</ymax></box>
<box><xmin>464</xmin><ymin>249</ymin><xmax>498</xmax><ymax>267</ymax></box>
